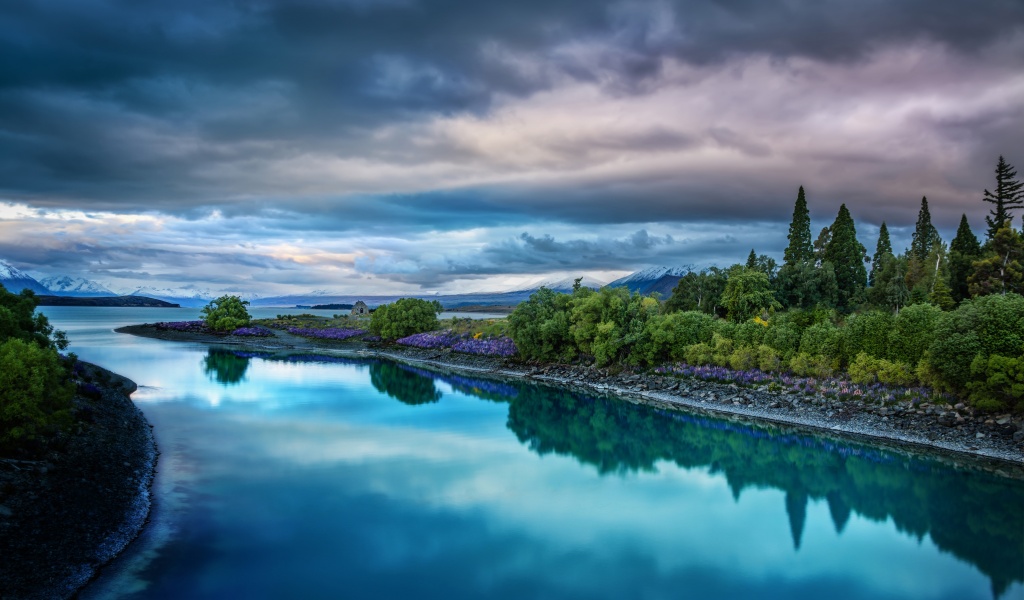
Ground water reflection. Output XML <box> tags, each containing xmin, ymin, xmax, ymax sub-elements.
<box><xmin>203</xmin><ymin>349</ymin><xmax>250</xmax><ymax>386</ymax></box>
<box><xmin>369</xmin><ymin>362</ymin><xmax>442</xmax><ymax>405</ymax></box>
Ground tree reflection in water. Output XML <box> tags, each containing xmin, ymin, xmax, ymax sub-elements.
<box><xmin>203</xmin><ymin>349</ymin><xmax>251</xmax><ymax>386</ymax></box>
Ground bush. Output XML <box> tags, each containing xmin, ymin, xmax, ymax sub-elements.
<box><xmin>369</xmin><ymin>298</ymin><xmax>443</xmax><ymax>341</ymax></box>
<box><xmin>507</xmin><ymin>288</ymin><xmax>576</xmax><ymax>362</ymax></box>
<box><xmin>0</xmin><ymin>285</ymin><xmax>67</xmax><ymax>350</ymax></box>
<box><xmin>789</xmin><ymin>352</ymin><xmax>837</xmax><ymax>378</ymax></box>
<box><xmin>888</xmin><ymin>303</ymin><xmax>941</xmax><ymax>365</ymax></box>
<box><xmin>967</xmin><ymin>353</ymin><xmax>1024</xmax><ymax>412</ymax></box>
<box><xmin>756</xmin><ymin>345</ymin><xmax>783</xmax><ymax>372</ymax></box>
<box><xmin>729</xmin><ymin>345</ymin><xmax>758</xmax><ymax>371</ymax></box>
<box><xmin>684</xmin><ymin>342</ymin><xmax>714</xmax><ymax>365</ymax></box>
<box><xmin>848</xmin><ymin>352</ymin><xmax>881</xmax><ymax>384</ymax></box>
<box><xmin>762</xmin><ymin>323</ymin><xmax>801</xmax><ymax>360</ymax></box>
<box><xmin>799</xmin><ymin>322</ymin><xmax>842</xmax><ymax>362</ymax></box>
<box><xmin>842</xmin><ymin>310</ymin><xmax>893</xmax><ymax>363</ymax></box>
<box><xmin>711</xmin><ymin>334</ymin><xmax>734</xmax><ymax>367</ymax></box>
<box><xmin>201</xmin><ymin>295</ymin><xmax>252</xmax><ymax>332</ymax></box>
<box><xmin>0</xmin><ymin>339</ymin><xmax>74</xmax><ymax>452</ymax></box>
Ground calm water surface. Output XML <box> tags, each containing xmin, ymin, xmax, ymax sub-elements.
<box><xmin>38</xmin><ymin>307</ymin><xmax>1024</xmax><ymax>600</ymax></box>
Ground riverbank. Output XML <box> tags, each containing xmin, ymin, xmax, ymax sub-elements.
<box><xmin>116</xmin><ymin>323</ymin><xmax>1024</xmax><ymax>475</ymax></box>
<box><xmin>0</xmin><ymin>362</ymin><xmax>156</xmax><ymax>600</ymax></box>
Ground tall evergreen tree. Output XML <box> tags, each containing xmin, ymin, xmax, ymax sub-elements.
<box><xmin>969</xmin><ymin>225</ymin><xmax>1024</xmax><ymax>296</ymax></box>
<box><xmin>910</xmin><ymin>196</ymin><xmax>940</xmax><ymax>261</ymax></box>
<box><xmin>983</xmin><ymin>155</ymin><xmax>1024</xmax><ymax>239</ymax></box>
<box><xmin>823</xmin><ymin>204</ymin><xmax>868</xmax><ymax>312</ymax></box>
<box><xmin>783</xmin><ymin>186</ymin><xmax>814</xmax><ymax>266</ymax></box>
<box><xmin>746</xmin><ymin>249</ymin><xmax>757</xmax><ymax>269</ymax></box>
<box><xmin>869</xmin><ymin>222</ymin><xmax>892</xmax><ymax>287</ymax></box>
<box><xmin>948</xmin><ymin>214</ymin><xmax>981</xmax><ymax>303</ymax></box>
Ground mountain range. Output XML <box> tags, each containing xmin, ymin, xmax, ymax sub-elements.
<box><xmin>1</xmin><ymin>258</ymin><xmax>688</xmax><ymax>308</ymax></box>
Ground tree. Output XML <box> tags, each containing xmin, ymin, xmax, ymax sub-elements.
<box><xmin>0</xmin><ymin>285</ymin><xmax>67</xmax><ymax>350</ymax></box>
<box><xmin>721</xmin><ymin>267</ymin><xmax>781</xmax><ymax>322</ymax></box>
<box><xmin>869</xmin><ymin>222</ymin><xmax>893</xmax><ymax>288</ymax></box>
<box><xmin>664</xmin><ymin>268</ymin><xmax>728</xmax><ymax>316</ymax></box>
<box><xmin>201</xmin><ymin>295</ymin><xmax>252</xmax><ymax>332</ymax></box>
<box><xmin>983</xmin><ymin>155</ymin><xmax>1024</xmax><ymax>239</ymax></box>
<box><xmin>369</xmin><ymin>298</ymin><xmax>443</xmax><ymax>340</ymax></box>
<box><xmin>783</xmin><ymin>186</ymin><xmax>814</xmax><ymax>265</ymax></box>
<box><xmin>823</xmin><ymin>204</ymin><xmax>867</xmax><ymax>312</ymax></box>
<box><xmin>0</xmin><ymin>339</ymin><xmax>74</xmax><ymax>451</ymax></box>
<box><xmin>969</xmin><ymin>226</ymin><xmax>1024</xmax><ymax>297</ymax></box>
<box><xmin>910</xmin><ymin>196</ymin><xmax>940</xmax><ymax>261</ymax></box>
<box><xmin>746</xmin><ymin>249</ymin><xmax>757</xmax><ymax>269</ymax></box>
<box><xmin>777</xmin><ymin>260</ymin><xmax>837</xmax><ymax>310</ymax></box>
<box><xmin>949</xmin><ymin>214</ymin><xmax>981</xmax><ymax>303</ymax></box>
<box><xmin>507</xmin><ymin>288</ymin><xmax>576</xmax><ymax>362</ymax></box>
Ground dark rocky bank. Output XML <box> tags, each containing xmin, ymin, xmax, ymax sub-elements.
<box><xmin>118</xmin><ymin>323</ymin><xmax>1024</xmax><ymax>476</ymax></box>
<box><xmin>0</xmin><ymin>363</ymin><xmax>156</xmax><ymax>600</ymax></box>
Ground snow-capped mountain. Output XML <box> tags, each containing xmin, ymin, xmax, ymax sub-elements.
<box><xmin>608</xmin><ymin>266</ymin><xmax>691</xmax><ymax>296</ymax></box>
<box><xmin>515</xmin><ymin>275</ymin><xmax>607</xmax><ymax>293</ymax></box>
<box><xmin>122</xmin><ymin>286</ymin><xmax>219</xmax><ymax>307</ymax></box>
<box><xmin>40</xmin><ymin>275</ymin><xmax>114</xmax><ymax>297</ymax></box>
<box><xmin>0</xmin><ymin>259</ymin><xmax>49</xmax><ymax>294</ymax></box>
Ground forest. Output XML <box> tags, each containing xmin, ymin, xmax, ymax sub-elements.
<box><xmin>507</xmin><ymin>156</ymin><xmax>1024</xmax><ymax>413</ymax></box>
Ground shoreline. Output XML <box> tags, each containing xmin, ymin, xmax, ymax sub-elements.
<box><xmin>116</xmin><ymin>323</ymin><xmax>1024</xmax><ymax>476</ymax></box>
<box><xmin>0</xmin><ymin>362</ymin><xmax>157</xmax><ymax>600</ymax></box>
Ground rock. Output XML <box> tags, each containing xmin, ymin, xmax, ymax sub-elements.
<box><xmin>0</xmin><ymin>505</ymin><xmax>12</xmax><ymax>517</ymax></box>
<box><xmin>997</xmin><ymin>416</ymin><xmax>1011</xmax><ymax>426</ymax></box>
<box><xmin>976</xmin><ymin>432</ymin><xmax>987</xmax><ymax>439</ymax></box>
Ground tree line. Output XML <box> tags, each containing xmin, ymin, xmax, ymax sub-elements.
<box><xmin>508</xmin><ymin>156</ymin><xmax>1024</xmax><ymax>412</ymax></box>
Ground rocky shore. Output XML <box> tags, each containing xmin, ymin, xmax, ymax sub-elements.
<box><xmin>117</xmin><ymin>323</ymin><xmax>1024</xmax><ymax>476</ymax></box>
<box><xmin>0</xmin><ymin>363</ymin><xmax>156</xmax><ymax>600</ymax></box>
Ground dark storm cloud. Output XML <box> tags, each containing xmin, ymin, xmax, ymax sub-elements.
<box><xmin>0</xmin><ymin>0</ymin><xmax>1022</xmax><ymax>216</ymax></box>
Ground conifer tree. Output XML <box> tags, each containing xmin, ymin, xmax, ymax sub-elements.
<box><xmin>823</xmin><ymin>204</ymin><xmax>867</xmax><ymax>312</ymax></box>
<box><xmin>746</xmin><ymin>249</ymin><xmax>757</xmax><ymax>269</ymax></box>
<box><xmin>969</xmin><ymin>225</ymin><xmax>1024</xmax><ymax>296</ymax></box>
<box><xmin>783</xmin><ymin>186</ymin><xmax>813</xmax><ymax>265</ymax></box>
<box><xmin>869</xmin><ymin>222</ymin><xmax>892</xmax><ymax>287</ymax></box>
<box><xmin>948</xmin><ymin>214</ymin><xmax>981</xmax><ymax>303</ymax></box>
<box><xmin>910</xmin><ymin>196</ymin><xmax>940</xmax><ymax>261</ymax></box>
<box><xmin>983</xmin><ymin>155</ymin><xmax>1024</xmax><ymax>239</ymax></box>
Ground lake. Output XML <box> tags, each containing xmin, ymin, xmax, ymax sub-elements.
<box><xmin>37</xmin><ymin>307</ymin><xmax>1024</xmax><ymax>600</ymax></box>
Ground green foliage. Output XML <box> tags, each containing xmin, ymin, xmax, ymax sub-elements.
<box><xmin>720</xmin><ymin>267</ymin><xmax>780</xmax><ymax>322</ymax></box>
<box><xmin>983</xmin><ymin>155</ymin><xmax>1023</xmax><ymax>240</ymax></box>
<box><xmin>0</xmin><ymin>285</ymin><xmax>67</xmax><ymax>351</ymax></box>
<box><xmin>869</xmin><ymin>222</ymin><xmax>893</xmax><ymax>288</ymax></box>
<box><xmin>949</xmin><ymin>214</ymin><xmax>981</xmax><ymax>304</ymax></box>
<box><xmin>369</xmin><ymin>298</ymin><xmax>443</xmax><ymax>341</ymax></box>
<box><xmin>969</xmin><ymin>226</ymin><xmax>1024</xmax><ymax>297</ymax></box>
<box><xmin>784</xmin><ymin>186</ymin><xmax>814</xmax><ymax>265</ymax></box>
<box><xmin>201</xmin><ymin>295</ymin><xmax>252</xmax><ymax>332</ymax></box>
<box><xmin>850</xmin><ymin>353</ymin><xmax>918</xmax><ymax>387</ymax></box>
<box><xmin>664</xmin><ymin>268</ymin><xmax>727</xmax><ymax>316</ymax></box>
<box><xmin>507</xmin><ymin>288</ymin><xmax>576</xmax><ymax>362</ymax></box>
<box><xmin>789</xmin><ymin>352</ymin><xmax>837</xmax><ymax>378</ymax></box>
<box><xmin>927</xmin><ymin>293</ymin><xmax>1024</xmax><ymax>408</ymax></box>
<box><xmin>842</xmin><ymin>310</ymin><xmax>894</xmax><ymax>362</ymax></box>
<box><xmin>762</xmin><ymin>323</ymin><xmax>801</xmax><ymax>359</ymax></box>
<box><xmin>823</xmin><ymin>204</ymin><xmax>868</xmax><ymax>312</ymax></box>
<box><xmin>636</xmin><ymin>311</ymin><xmax>716</xmax><ymax>365</ymax></box>
<box><xmin>0</xmin><ymin>339</ymin><xmax>74</xmax><ymax>451</ymax></box>
<box><xmin>569</xmin><ymin>287</ymin><xmax>658</xmax><ymax>366</ymax></box>
<box><xmin>756</xmin><ymin>344</ymin><xmax>783</xmax><ymax>372</ymax></box>
<box><xmin>684</xmin><ymin>342</ymin><xmax>714</xmax><ymax>365</ymax></box>
<box><xmin>799</xmin><ymin>321</ymin><xmax>842</xmax><ymax>362</ymax></box>
<box><xmin>711</xmin><ymin>334</ymin><xmax>735</xmax><ymax>367</ymax></box>
<box><xmin>910</xmin><ymin>197</ymin><xmax>941</xmax><ymax>262</ymax></box>
<box><xmin>967</xmin><ymin>353</ymin><xmax>1024</xmax><ymax>412</ymax></box>
<box><xmin>889</xmin><ymin>303</ymin><xmax>941</xmax><ymax>366</ymax></box>
<box><xmin>729</xmin><ymin>345</ymin><xmax>759</xmax><ymax>371</ymax></box>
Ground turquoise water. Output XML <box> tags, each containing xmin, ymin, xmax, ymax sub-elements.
<box><xmin>37</xmin><ymin>307</ymin><xmax>1024</xmax><ymax>600</ymax></box>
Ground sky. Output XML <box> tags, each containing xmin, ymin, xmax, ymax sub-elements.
<box><xmin>0</xmin><ymin>0</ymin><xmax>1022</xmax><ymax>295</ymax></box>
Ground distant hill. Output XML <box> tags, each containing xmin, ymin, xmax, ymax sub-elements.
<box><xmin>0</xmin><ymin>259</ymin><xmax>49</xmax><ymax>294</ymax></box>
<box><xmin>35</xmin><ymin>295</ymin><xmax>181</xmax><ymax>307</ymax></box>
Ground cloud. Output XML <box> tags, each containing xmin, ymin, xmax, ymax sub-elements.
<box><xmin>0</xmin><ymin>1</ymin><xmax>1021</xmax><ymax>292</ymax></box>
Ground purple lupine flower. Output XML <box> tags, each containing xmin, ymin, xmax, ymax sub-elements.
<box><xmin>286</xmin><ymin>327</ymin><xmax>367</xmax><ymax>340</ymax></box>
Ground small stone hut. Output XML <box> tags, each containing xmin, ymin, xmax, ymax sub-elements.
<box><xmin>351</xmin><ymin>300</ymin><xmax>369</xmax><ymax>316</ymax></box>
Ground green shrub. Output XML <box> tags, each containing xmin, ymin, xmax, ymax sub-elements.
<box><xmin>756</xmin><ymin>344</ymin><xmax>782</xmax><ymax>372</ymax></box>
<box><xmin>0</xmin><ymin>339</ymin><xmax>74</xmax><ymax>452</ymax></box>
<box><xmin>966</xmin><ymin>353</ymin><xmax>1024</xmax><ymax>413</ymax></box>
<box><xmin>842</xmin><ymin>310</ymin><xmax>893</xmax><ymax>362</ymax></box>
<box><xmin>733</xmin><ymin>321</ymin><xmax>767</xmax><ymax>347</ymax></box>
<box><xmin>799</xmin><ymin>322</ymin><xmax>842</xmax><ymax>362</ymax></box>
<box><xmin>685</xmin><ymin>342</ymin><xmax>714</xmax><ymax>365</ymax></box>
<box><xmin>711</xmin><ymin>334</ymin><xmax>734</xmax><ymax>367</ymax></box>
<box><xmin>201</xmin><ymin>295</ymin><xmax>252</xmax><ymax>332</ymax></box>
<box><xmin>789</xmin><ymin>352</ymin><xmax>837</xmax><ymax>378</ymax></box>
<box><xmin>888</xmin><ymin>303</ymin><xmax>941</xmax><ymax>365</ymax></box>
<box><xmin>729</xmin><ymin>345</ymin><xmax>758</xmax><ymax>370</ymax></box>
<box><xmin>762</xmin><ymin>323</ymin><xmax>801</xmax><ymax>359</ymax></box>
<box><xmin>877</xmin><ymin>360</ymin><xmax>917</xmax><ymax>387</ymax></box>
<box><xmin>369</xmin><ymin>298</ymin><xmax>444</xmax><ymax>341</ymax></box>
<box><xmin>0</xmin><ymin>285</ymin><xmax>67</xmax><ymax>350</ymax></box>
<box><xmin>848</xmin><ymin>352</ymin><xmax>881</xmax><ymax>384</ymax></box>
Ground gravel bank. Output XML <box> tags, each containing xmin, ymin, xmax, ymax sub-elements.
<box><xmin>0</xmin><ymin>363</ymin><xmax>156</xmax><ymax>600</ymax></box>
<box><xmin>117</xmin><ymin>323</ymin><xmax>1024</xmax><ymax>476</ymax></box>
